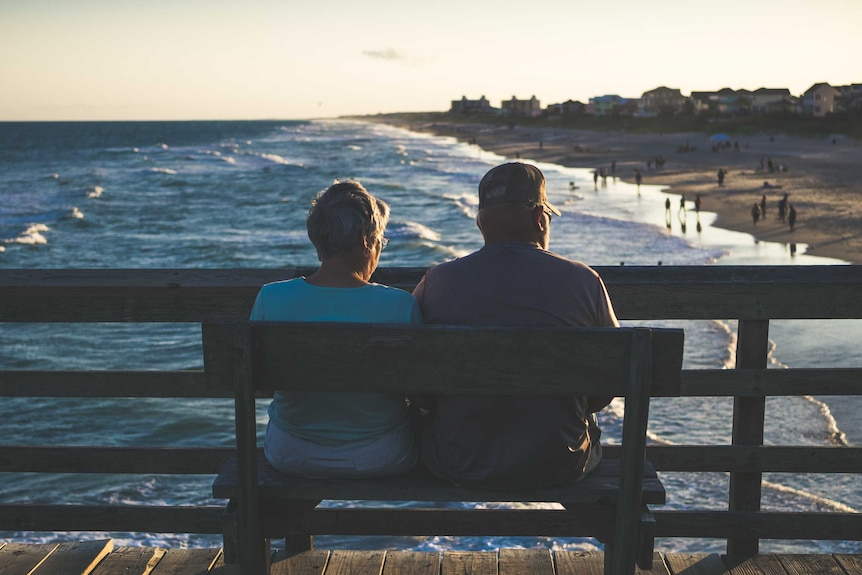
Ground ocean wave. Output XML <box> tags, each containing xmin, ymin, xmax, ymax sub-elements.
<box><xmin>803</xmin><ymin>395</ymin><xmax>850</xmax><ymax>446</ymax></box>
<box><xmin>149</xmin><ymin>167</ymin><xmax>178</xmax><ymax>175</ymax></box>
<box><xmin>442</xmin><ymin>193</ymin><xmax>479</xmax><ymax>219</ymax></box>
<box><xmin>87</xmin><ymin>186</ymin><xmax>104</xmax><ymax>198</ymax></box>
<box><xmin>7</xmin><ymin>223</ymin><xmax>50</xmax><ymax>245</ymax></box>
<box><xmin>66</xmin><ymin>207</ymin><xmax>84</xmax><ymax>219</ymax></box>
<box><xmin>388</xmin><ymin>221</ymin><xmax>441</xmax><ymax>242</ymax></box>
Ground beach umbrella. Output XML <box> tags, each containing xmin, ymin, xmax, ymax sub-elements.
<box><xmin>709</xmin><ymin>133</ymin><xmax>732</xmax><ymax>142</ymax></box>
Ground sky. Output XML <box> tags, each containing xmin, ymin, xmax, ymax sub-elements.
<box><xmin>1</xmin><ymin>0</ymin><xmax>861</xmax><ymax>121</ymax></box>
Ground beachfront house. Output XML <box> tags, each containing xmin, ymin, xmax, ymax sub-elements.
<box><xmin>638</xmin><ymin>86</ymin><xmax>687</xmax><ymax>116</ymax></box>
<box><xmin>802</xmin><ymin>83</ymin><xmax>840</xmax><ymax>117</ymax></box>
<box><xmin>450</xmin><ymin>95</ymin><xmax>494</xmax><ymax>115</ymax></box>
<box><xmin>835</xmin><ymin>83</ymin><xmax>862</xmax><ymax>114</ymax></box>
<box><xmin>750</xmin><ymin>88</ymin><xmax>793</xmax><ymax>114</ymax></box>
<box><xmin>501</xmin><ymin>95</ymin><xmax>541</xmax><ymax>117</ymax></box>
<box><xmin>587</xmin><ymin>95</ymin><xmax>637</xmax><ymax>116</ymax></box>
<box><xmin>545</xmin><ymin>99</ymin><xmax>587</xmax><ymax>116</ymax></box>
<box><xmin>689</xmin><ymin>91</ymin><xmax>718</xmax><ymax>114</ymax></box>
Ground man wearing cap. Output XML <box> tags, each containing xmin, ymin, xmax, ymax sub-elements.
<box><xmin>413</xmin><ymin>162</ymin><xmax>619</xmax><ymax>489</ymax></box>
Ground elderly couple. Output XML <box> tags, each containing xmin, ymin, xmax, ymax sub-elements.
<box><xmin>249</xmin><ymin>162</ymin><xmax>619</xmax><ymax>489</ymax></box>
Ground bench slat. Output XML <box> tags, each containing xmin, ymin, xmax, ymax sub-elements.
<box><xmin>202</xmin><ymin>323</ymin><xmax>683</xmax><ymax>396</ymax></box>
<box><xmin>212</xmin><ymin>455</ymin><xmax>666</xmax><ymax>505</ymax></box>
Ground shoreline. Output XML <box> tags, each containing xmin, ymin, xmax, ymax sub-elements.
<box><xmin>360</xmin><ymin>115</ymin><xmax>862</xmax><ymax>265</ymax></box>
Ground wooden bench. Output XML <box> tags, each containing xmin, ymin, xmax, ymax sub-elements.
<box><xmin>204</xmin><ymin>321</ymin><xmax>684</xmax><ymax>575</ymax></box>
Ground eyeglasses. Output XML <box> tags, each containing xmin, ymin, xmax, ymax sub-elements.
<box><xmin>380</xmin><ymin>236</ymin><xmax>390</xmax><ymax>250</ymax></box>
<box><xmin>529</xmin><ymin>203</ymin><xmax>554</xmax><ymax>220</ymax></box>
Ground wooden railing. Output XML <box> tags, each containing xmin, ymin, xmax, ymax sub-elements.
<box><xmin>1</xmin><ymin>266</ymin><xmax>861</xmax><ymax>553</ymax></box>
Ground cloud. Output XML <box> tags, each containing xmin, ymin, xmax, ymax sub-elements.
<box><xmin>362</xmin><ymin>48</ymin><xmax>416</xmax><ymax>65</ymax></box>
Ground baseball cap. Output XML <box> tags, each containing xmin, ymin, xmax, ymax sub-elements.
<box><xmin>478</xmin><ymin>162</ymin><xmax>561</xmax><ymax>216</ymax></box>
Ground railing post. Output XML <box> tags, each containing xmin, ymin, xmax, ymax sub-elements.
<box><xmin>727</xmin><ymin>319</ymin><xmax>769</xmax><ymax>556</ymax></box>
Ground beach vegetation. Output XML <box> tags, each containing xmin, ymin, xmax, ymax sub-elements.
<box><xmin>364</xmin><ymin>110</ymin><xmax>862</xmax><ymax>139</ymax></box>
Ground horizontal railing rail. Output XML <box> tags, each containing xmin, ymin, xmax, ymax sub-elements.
<box><xmin>1</xmin><ymin>266</ymin><xmax>861</xmax><ymax>550</ymax></box>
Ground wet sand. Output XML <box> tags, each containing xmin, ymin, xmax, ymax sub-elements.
<box><xmin>364</xmin><ymin>115</ymin><xmax>862</xmax><ymax>264</ymax></box>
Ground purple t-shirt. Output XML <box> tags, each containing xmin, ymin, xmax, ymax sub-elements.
<box><xmin>413</xmin><ymin>242</ymin><xmax>618</xmax><ymax>488</ymax></box>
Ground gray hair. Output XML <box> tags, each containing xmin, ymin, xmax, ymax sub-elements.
<box><xmin>306</xmin><ymin>180</ymin><xmax>390</xmax><ymax>258</ymax></box>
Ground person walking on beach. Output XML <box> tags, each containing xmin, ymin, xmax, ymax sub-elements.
<box><xmin>412</xmin><ymin>162</ymin><xmax>619</xmax><ymax>489</ymax></box>
<box><xmin>717</xmin><ymin>168</ymin><xmax>726</xmax><ymax>186</ymax></box>
<box><xmin>788</xmin><ymin>204</ymin><xmax>797</xmax><ymax>231</ymax></box>
<box><xmin>760</xmin><ymin>194</ymin><xmax>767</xmax><ymax>219</ymax></box>
<box><xmin>665</xmin><ymin>197</ymin><xmax>672</xmax><ymax>229</ymax></box>
<box><xmin>778</xmin><ymin>193</ymin><xmax>789</xmax><ymax>223</ymax></box>
<box><xmin>751</xmin><ymin>203</ymin><xmax>761</xmax><ymax>225</ymax></box>
<box><xmin>695</xmin><ymin>194</ymin><xmax>702</xmax><ymax>213</ymax></box>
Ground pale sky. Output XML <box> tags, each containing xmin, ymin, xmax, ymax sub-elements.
<box><xmin>2</xmin><ymin>0</ymin><xmax>860</xmax><ymax>121</ymax></box>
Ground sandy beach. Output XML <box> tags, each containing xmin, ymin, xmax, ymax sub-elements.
<box><xmin>363</xmin><ymin>115</ymin><xmax>862</xmax><ymax>264</ymax></box>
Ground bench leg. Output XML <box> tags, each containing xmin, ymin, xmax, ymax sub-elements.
<box><xmin>222</xmin><ymin>499</ymin><xmax>239</xmax><ymax>564</ymax></box>
<box><xmin>637</xmin><ymin>506</ymin><xmax>656</xmax><ymax>570</ymax></box>
<box><xmin>284</xmin><ymin>534</ymin><xmax>314</xmax><ymax>557</ymax></box>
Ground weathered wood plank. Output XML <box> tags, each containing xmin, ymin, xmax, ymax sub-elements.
<box><xmin>238</xmin><ymin>323</ymin><xmax>682</xmax><ymax>397</ymax></box>
<box><xmin>0</xmin><ymin>504</ymin><xmax>224</xmax><ymax>534</ymax></box>
<box><xmin>0</xmin><ymin>371</ymin><xmax>234</xmax><ymax>398</ymax></box>
<box><xmin>778</xmin><ymin>554</ymin><xmax>845</xmax><ymax>575</ymax></box>
<box><xmin>653</xmin><ymin>510</ymin><xmax>862</xmax><ymax>540</ymax></box>
<box><xmin>498</xmin><ymin>549</ymin><xmax>553</xmax><ymax>575</ymax></box>
<box><xmin>663</xmin><ymin>553</ymin><xmax>728</xmax><ymax>575</ymax></box>
<box><xmin>635</xmin><ymin>552</ymin><xmax>671</xmax><ymax>574</ymax></box>
<box><xmin>440</xmin><ymin>551</ymin><xmax>497</xmax><ymax>575</ymax></box>
<box><xmin>0</xmin><ymin>446</ymin><xmax>233</xmax><ymax>474</ymax></box>
<box><xmin>554</xmin><ymin>551</ymin><xmax>604</xmax><ymax>575</ymax></box>
<box><xmin>270</xmin><ymin>549</ymin><xmax>329</xmax><ymax>575</ymax></box>
<box><xmin>90</xmin><ymin>547</ymin><xmax>166</xmax><ymax>575</ymax></box>
<box><xmin>5</xmin><ymin>266</ymin><xmax>862</xmax><ymax>320</ymax></box>
<box><xmin>834</xmin><ymin>554</ymin><xmax>862</xmax><ymax>575</ymax></box>
<box><xmin>0</xmin><ymin>542</ymin><xmax>58</xmax><ymax>575</ymax></box>
<box><xmin>681</xmin><ymin>368</ymin><xmax>862</xmax><ymax>397</ymax></box>
<box><xmin>30</xmin><ymin>539</ymin><xmax>113</xmax><ymax>575</ymax></box>
<box><xmin>148</xmin><ymin>548</ymin><xmax>222</xmax><ymax>574</ymax></box>
<box><xmin>640</xmin><ymin>445</ymin><xmax>862</xmax><ymax>473</ymax></box>
<box><xmin>216</xmin><ymin>455</ymin><xmax>664</xmax><ymax>505</ymax></box>
<box><xmin>724</xmin><ymin>554</ymin><xmax>787</xmax><ymax>575</ymax></box>
<box><xmin>323</xmin><ymin>550</ymin><xmax>385</xmax><ymax>575</ymax></box>
<box><xmin>382</xmin><ymin>551</ymin><xmax>440</xmax><ymax>575</ymax></box>
<box><xmin>728</xmin><ymin>319</ymin><xmax>769</xmax><ymax>556</ymax></box>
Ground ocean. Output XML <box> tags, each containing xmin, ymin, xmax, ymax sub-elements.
<box><xmin>1</xmin><ymin>119</ymin><xmax>860</xmax><ymax>554</ymax></box>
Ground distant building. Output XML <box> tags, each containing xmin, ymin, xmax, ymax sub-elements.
<box><xmin>639</xmin><ymin>86</ymin><xmax>687</xmax><ymax>116</ymax></box>
<box><xmin>689</xmin><ymin>91</ymin><xmax>718</xmax><ymax>114</ymax></box>
<box><xmin>545</xmin><ymin>99</ymin><xmax>586</xmax><ymax>116</ymax></box>
<box><xmin>501</xmin><ymin>95</ymin><xmax>541</xmax><ymax>117</ymax></box>
<box><xmin>750</xmin><ymin>88</ymin><xmax>793</xmax><ymax>114</ymax></box>
<box><xmin>450</xmin><ymin>95</ymin><xmax>493</xmax><ymax>114</ymax></box>
<box><xmin>835</xmin><ymin>83</ymin><xmax>862</xmax><ymax>114</ymax></box>
<box><xmin>802</xmin><ymin>83</ymin><xmax>840</xmax><ymax>117</ymax></box>
<box><xmin>587</xmin><ymin>95</ymin><xmax>636</xmax><ymax>116</ymax></box>
<box><xmin>710</xmin><ymin>88</ymin><xmax>753</xmax><ymax>115</ymax></box>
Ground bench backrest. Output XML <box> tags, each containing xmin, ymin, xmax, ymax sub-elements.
<box><xmin>202</xmin><ymin>322</ymin><xmax>684</xmax><ymax>397</ymax></box>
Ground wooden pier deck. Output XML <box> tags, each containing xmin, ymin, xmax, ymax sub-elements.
<box><xmin>2</xmin><ymin>541</ymin><xmax>862</xmax><ymax>575</ymax></box>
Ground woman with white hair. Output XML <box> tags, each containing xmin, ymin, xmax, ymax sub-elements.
<box><xmin>250</xmin><ymin>180</ymin><xmax>420</xmax><ymax>477</ymax></box>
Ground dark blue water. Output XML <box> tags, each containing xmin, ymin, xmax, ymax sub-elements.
<box><xmin>1</xmin><ymin>120</ymin><xmax>859</xmax><ymax>553</ymax></box>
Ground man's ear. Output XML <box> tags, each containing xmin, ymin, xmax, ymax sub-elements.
<box><xmin>532</xmin><ymin>206</ymin><xmax>546</xmax><ymax>231</ymax></box>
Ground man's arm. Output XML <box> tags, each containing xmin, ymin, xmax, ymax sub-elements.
<box><xmin>587</xmin><ymin>274</ymin><xmax>618</xmax><ymax>412</ymax></box>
